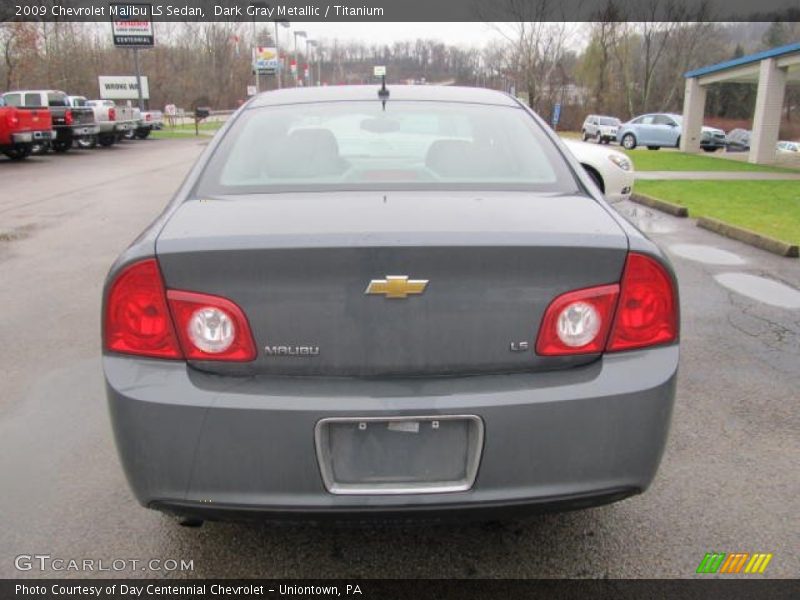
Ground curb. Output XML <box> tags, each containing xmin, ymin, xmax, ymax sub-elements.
<box><xmin>630</xmin><ymin>193</ymin><xmax>689</xmax><ymax>217</ymax></box>
<box><xmin>696</xmin><ymin>217</ymin><xmax>799</xmax><ymax>258</ymax></box>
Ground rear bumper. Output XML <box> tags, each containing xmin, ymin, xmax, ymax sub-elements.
<box><xmin>7</xmin><ymin>130</ymin><xmax>51</xmax><ymax>145</ymax></box>
<box><xmin>11</xmin><ymin>131</ymin><xmax>33</xmax><ymax>143</ymax></box>
<box><xmin>98</xmin><ymin>122</ymin><xmax>132</xmax><ymax>133</ymax></box>
<box><xmin>71</xmin><ymin>125</ymin><xmax>100</xmax><ymax>137</ymax></box>
<box><xmin>105</xmin><ymin>345</ymin><xmax>678</xmax><ymax>520</ymax></box>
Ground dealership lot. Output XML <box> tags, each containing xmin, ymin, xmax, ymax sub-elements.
<box><xmin>0</xmin><ymin>139</ymin><xmax>798</xmax><ymax>578</ymax></box>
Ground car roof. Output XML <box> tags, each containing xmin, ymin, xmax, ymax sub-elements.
<box><xmin>6</xmin><ymin>89</ymin><xmax>65</xmax><ymax>94</ymax></box>
<box><xmin>248</xmin><ymin>85</ymin><xmax>521</xmax><ymax>108</ymax></box>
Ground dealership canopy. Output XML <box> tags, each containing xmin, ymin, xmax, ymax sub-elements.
<box><xmin>681</xmin><ymin>41</ymin><xmax>800</xmax><ymax>164</ymax></box>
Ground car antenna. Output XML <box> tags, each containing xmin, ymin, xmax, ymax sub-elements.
<box><xmin>375</xmin><ymin>66</ymin><xmax>389</xmax><ymax>110</ymax></box>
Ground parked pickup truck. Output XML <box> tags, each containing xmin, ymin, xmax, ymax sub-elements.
<box><xmin>2</xmin><ymin>90</ymin><xmax>98</xmax><ymax>153</ymax></box>
<box><xmin>0</xmin><ymin>95</ymin><xmax>54</xmax><ymax>159</ymax></box>
<box><xmin>135</xmin><ymin>110</ymin><xmax>164</xmax><ymax>138</ymax></box>
<box><xmin>85</xmin><ymin>99</ymin><xmax>137</xmax><ymax>147</ymax></box>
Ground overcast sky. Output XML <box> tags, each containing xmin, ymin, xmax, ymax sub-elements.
<box><xmin>274</xmin><ymin>22</ymin><xmax>505</xmax><ymax>48</ymax></box>
<box><xmin>269</xmin><ymin>22</ymin><xmax>590</xmax><ymax>52</ymax></box>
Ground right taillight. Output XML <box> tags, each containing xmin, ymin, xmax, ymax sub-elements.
<box><xmin>64</xmin><ymin>109</ymin><xmax>73</xmax><ymax>126</ymax></box>
<box><xmin>108</xmin><ymin>107</ymin><xmax>116</xmax><ymax>121</ymax></box>
<box><xmin>606</xmin><ymin>252</ymin><xmax>678</xmax><ymax>352</ymax></box>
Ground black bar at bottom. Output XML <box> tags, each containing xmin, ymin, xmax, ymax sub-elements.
<box><xmin>2</xmin><ymin>579</ymin><xmax>799</xmax><ymax>600</ymax></box>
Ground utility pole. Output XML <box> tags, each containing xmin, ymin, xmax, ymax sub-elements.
<box><xmin>274</xmin><ymin>20</ymin><xmax>281</xmax><ymax>89</ymax></box>
<box><xmin>317</xmin><ymin>45</ymin><xmax>322</xmax><ymax>86</ymax></box>
<box><xmin>274</xmin><ymin>19</ymin><xmax>291</xmax><ymax>89</ymax></box>
<box><xmin>133</xmin><ymin>47</ymin><xmax>144</xmax><ymax>110</ymax></box>
<box><xmin>252</xmin><ymin>18</ymin><xmax>260</xmax><ymax>93</ymax></box>
<box><xmin>293</xmin><ymin>31</ymin><xmax>306</xmax><ymax>86</ymax></box>
<box><xmin>306</xmin><ymin>39</ymin><xmax>316</xmax><ymax>86</ymax></box>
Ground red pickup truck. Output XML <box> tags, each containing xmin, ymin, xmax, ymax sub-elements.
<box><xmin>0</xmin><ymin>95</ymin><xmax>53</xmax><ymax>160</ymax></box>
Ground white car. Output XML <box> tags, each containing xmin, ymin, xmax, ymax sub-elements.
<box><xmin>777</xmin><ymin>141</ymin><xmax>799</xmax><ymax>153</ymax></box>
<box><xmin>581</xmin><ymin>114</ymin><xmax>621</xmax><ymax>144</ymax></box>
<box><xmin>562</xmin><ymin>138</ymin><xmax>634</xmax><ymax>202</ymax></box>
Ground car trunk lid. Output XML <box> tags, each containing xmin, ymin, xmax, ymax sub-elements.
<box><xmin>156</xmin><ymin>191</ymin><xmax>629</xmax><ymax>376</ymax></box>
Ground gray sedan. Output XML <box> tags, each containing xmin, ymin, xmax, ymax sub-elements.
<box><xmin>103</xmin><ymin>85</ymin><xmax>679</xmax><ymax>525</ymax></box>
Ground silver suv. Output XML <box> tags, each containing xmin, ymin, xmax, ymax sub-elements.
<box><xmin>581</xmin><ymin>115</ymin><xmax>621</xmax><ymax>144</ymax></box>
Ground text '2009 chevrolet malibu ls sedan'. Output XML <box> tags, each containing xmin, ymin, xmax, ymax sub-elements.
<box><xmin>103</xmin><ymin>85</ymin><xmax>679</xmax><ymax>525</ymax></box>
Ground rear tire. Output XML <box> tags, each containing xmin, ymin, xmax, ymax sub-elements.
<box><xmin>52</xmin><ymin>140</ymin><xmax>71</xmax><ymax>153</ymax></box>
<box><xmin>3</xmin><ymin>145</ymin><xmax>32</xmax><ymax>160</ymax></box>
<box><xmin>621</xmin><ymin>133</ymin><xmax>637</xmax><ymax>150</ymax></box>
<box><xmin>75</xmin><ymin>135</ymin><xmax>97</xmax><ymax>150</ymax></box>
<box><xmin>581</xmin><ymin>130</ymin><xmax>589</xmax><ymax>141</ymax></box>
<box><xmin>135</xmin><ymin>129</ymin><xmax>151</xmax><ymax>139</ymax></box>
<box><xmin>98</xmin><ymin>134</ymin><xmax>116</xmax><ymax>147</ymax></box>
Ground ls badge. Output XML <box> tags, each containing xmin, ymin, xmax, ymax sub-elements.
<box><xmin>365</xmin><ymin>275</ymin><xmax>428</xmax><ymax>299</ymax></box>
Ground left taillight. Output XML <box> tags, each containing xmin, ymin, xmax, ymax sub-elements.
<box><xmin>104</xmin><ymin>259</ymin><xmax>183</xmax><ymax>359</ymax></box>
<box><xmin>105</xmin><ymin>259</ymin><xmax>257</xmax><ymax>362</ymax></box>
<box><xmin>7</xmin><ymin>109</ymin><xmax>19</xmax><ymax>128</ymax></box>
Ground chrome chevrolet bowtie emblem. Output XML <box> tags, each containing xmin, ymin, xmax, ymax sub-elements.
<box><xmin>365</xmin><ymin>275</ymin><xmax>429</xmax><ymax>299</ymax></box>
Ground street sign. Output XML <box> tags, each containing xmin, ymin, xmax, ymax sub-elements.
<box><xmin>374</xmin><ymin>65</ymin><xmax>387</xmax><ymax>77</ymax></box>
<box><xmin>110</xmin><ymin>3</ymin><xmax>154</xmax><ymax>47</ymax></box>
<box><xmin>552</xmin><ymin>103</ymin><xmax>562</xmax><ymax>127</ymax></box>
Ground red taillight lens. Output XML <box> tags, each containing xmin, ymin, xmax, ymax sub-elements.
<box><xmin>108</xmin><ymin>107</ymin><xmax>116</xmax><ymax>121</ymax></box>
<box><xmin>104</xmin><ymin>259</ymin><xmax>182</xmax><ymax>359</ymax></box>
<box><xmin>606</xmin><ymin>253</ymin><xmax>678</xmax><ymax>352</ymax></box>
<box><xmin>167</xmin><ymin>290</ymin><xmax>257</xmax><ymax>362</ymax></box>
<box><xmin>146</xmin><ymin>113</ymin><xmax>151</xmax><ymax>121</ymax></box>
<box><xmin>536</xmin><ymin>285</ymin><xmax>620</xmax><ymax>356</ymax></box>
<box><xmin>7</xmin><ymin>110</ymin><xmax>19</xmax><ymax>128</ymax></box>
<box><xmin>64</xmin><ymin>109</ymin><xmax>73</xmax><ymax>126</ymax></box>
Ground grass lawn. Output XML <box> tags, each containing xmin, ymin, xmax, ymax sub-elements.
<box><xmin>623</xmin><ymin>149</ymin><xmax>797</xmax><ymax>173</ymax></box>
<box><xmin>636</xmin><ymin>180</ymin><xmax>800</xmax><ymax>244</ymax></box>
<box><xmin>151</xmin><ymin>121</ymin><xmax>224</xmax><ymax>139</ymax></box>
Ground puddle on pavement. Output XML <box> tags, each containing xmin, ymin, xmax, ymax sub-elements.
<box><xmin>669</xmin><ymin>244</ymin><xmax>745</xmax><ymax>266</ymax></box>
<box><xmin>715</xmin><ymin>273</ymin><xmax>800</xmax><ymax>309</ymax></box>
<box><xmin>614</xmin><ymin>204</ymin><xmax>677</xmax><ymax>234</ymax></box>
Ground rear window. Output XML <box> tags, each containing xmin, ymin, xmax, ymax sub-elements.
<box><xmin>598</xmin><ymin>117</ymin><xmax>620</xmax><ymax>126</ymax></box>
<box><xmin>196</xmin><ymin>101</ymin><xmax>579</xmax><ymax>195</ymax></box>
<box><xmin>47</xmin><ymin>93</ymin><xmax>67</xmax><ymax>107</ymax></box>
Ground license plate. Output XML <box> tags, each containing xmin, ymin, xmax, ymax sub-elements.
<box><xmin>315</xmin><ymin>415</ymin><xmax>484</xmax><ymax>495</ymax></box>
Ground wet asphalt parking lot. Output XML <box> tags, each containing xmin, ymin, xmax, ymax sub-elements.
<box><xmin>0</xmin><ymin>139</ymin><xmax>798</xmax><ymax>578</ymax></box>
